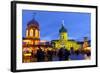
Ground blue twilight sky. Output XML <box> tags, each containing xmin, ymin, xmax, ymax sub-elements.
<box><xmin>22</xmin><ymin>10</ymin><xmax>91</xmax><ymax>41</ymax></box>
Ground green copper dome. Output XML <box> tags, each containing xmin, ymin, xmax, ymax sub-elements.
<box><xmin>59</xmin><ymin>24</ymin><xmax>67</xmax><ymax>33</ymax></box>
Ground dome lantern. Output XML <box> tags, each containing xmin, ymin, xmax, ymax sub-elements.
<box><xmin>27</xmin><ymin>18</ymin><xmax>39</xmax><ymax>28</ymax></box>
<box><xmin>59</xmin><ymin>20</ymin><xmax>67</xmax><ymax>33</ymax></box>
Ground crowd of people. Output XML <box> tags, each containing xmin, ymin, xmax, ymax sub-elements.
<box><xmin>27</xmin><ymin>46</ymin><xmax>91</xmax><ymax>62</ymax></box>
<box><xmin>23</xmin><ymin>46</ymin><xmax>91</xmax><ymax>62</ymax></box>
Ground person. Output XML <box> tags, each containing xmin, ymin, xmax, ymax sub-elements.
<box><xmin>75</xmin><ymin>49</ymin><xmax>85</xmax><ymax>60</ymax></box>
<box><xmin>58</xmin><ymin>47</ymin><xmax>64</xmax><ymax>61</ymax></box>
<box><xmin>70</xmin><ymin>47</ymin><xmax>75</xmax><ymax>54</ymax></box>
<box><xmin>47</xmin><ymin>49</ymin><xmax>53</xmax><ymax>61</ymax></box>
<box><xmin>30</xmin><ymin>51</ymin><xmax>34</xmax><ymax>62</ymax></box>
<box><xmin>69</xmin><ymin>47</ymin><xmax>77</xmax><ymax>60</ymax></box>
<box><xmin>64</xmin><ymin>49</ymin><xmax>70</xmax><ymax>60</ymax></box>
<box><xmin>84</xmin><ymin>51</ymin><xmax>91</xmax><ymax>60</ymax></box>
<box><xmin>36</xmin><ymin>47</ymin><xmax>45</xmax><ymax>62</ymax></box>
<box><xmin>52</xmin><ymin>49</ymin><xmax>59</xmax><ymax>61</ymax></box>
<box><xmin>58</xmin><ymin>47</ymin><xmax>70</xmax><ymax>61</ymax></box>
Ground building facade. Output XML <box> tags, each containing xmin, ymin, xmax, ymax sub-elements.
<box><xmin>22</xmin><ymin>18</ymin><xmax>51</xmax><ymax>57</ymax></box>
<box><xmin>51</xmin><ymin>22</ymin><xmax>81</xmax><ymax>51</ymax></box>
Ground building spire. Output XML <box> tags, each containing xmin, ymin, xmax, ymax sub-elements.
<box><xmin>62</xmin><ymin>20</ymin><xmax>64</xmax><ymax>26</ymax></box>
<box><xmin>59</xmin><ymin>20</ymin><xmax>67</xmax><ymax>33</ymax></box>
<box><xmin>32</xmin><ymin>13</ymin><xmax>36</xmax><ymax>19</ymax></box>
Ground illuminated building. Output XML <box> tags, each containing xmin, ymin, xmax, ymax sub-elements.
<box><xmin>22</xmin><ymin>18</ymin><xmax>52</xmax><ymax>62</ymax></box>
<box><xmin>82</xmin><ymin>37</ymin><xmax>90</xmax><ymax>51</ymax></box>
<box><xmin>22</xmin><ymin>18</ymin><xmax>51</xmax><ymax>57</ymax></box>
<box><xmin>51</xmin><ymin>21</ymin><xmax>81</xmax><ymax>51</ymax></box>
<box><xmin>83</xmin><ymin>37</ymin><xmax>89</xmax><ymax>49</ymax></box>
<box><xmin>22</xmin><ymin>18</ymin><xmax>41</xmax><ymax>63</ymax></box>
<box><xmin>23</xmin><ymin>18</ymin><xmax>40</xmax><ymax>45</ymax></box>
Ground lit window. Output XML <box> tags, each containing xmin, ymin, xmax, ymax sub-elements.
<box><xmin>62</xmin><ymin>36</ymin><xmax>64</xmax><ymax>39</ymax></box>
<box><xmin>35</xmin><ymin>29</ymin><xmax>38</xmax><ymax>37</ymax></box>
<box><xmin>26</xmin><ymin>30</ymin><xmax>28</xmax><ymax>37</ymax></box>
<box><xmin>30</xmin><ymin>29</ymin><xmax>33</xmax><ymax>37</ymax></box>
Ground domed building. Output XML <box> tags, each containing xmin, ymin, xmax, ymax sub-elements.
<box><xmin>23</xmin><ymin>18</ymin><xmax>40</xmax><ymax>45</ymax></box>
<box><xmin>51</xmin><ymin>21</ymin><xmax>81</xmax><ymax>51</ymax></box>
<box><xmin>22</xmin><ymin>18</ymin><xmax>52</xmax><ymax>62</ymax></box>
<box><xmin>22</xmin><ymin>18</ymin><xmax>41</xmax><ymax>62</ymax></box>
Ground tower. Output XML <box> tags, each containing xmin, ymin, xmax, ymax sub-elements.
<box><xmin>59</xmin><ymin>20</ymin><xmax>68</xmax><ymax>41</ymax></box>
<box><xmin>82</xmin><ymin>37</ymin><xmax>89</xmax><ymax>49</ymax></box>
<box><xmin>26</xmin><ymin>14</ymin><xmax>40</xmax><ymax>39</ymax></box>
<box><xmin>25</xmin><ymin>17</ymin><xmax>40</xmax><ymax>45</ymax></box>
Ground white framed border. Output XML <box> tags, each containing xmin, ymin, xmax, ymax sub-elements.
<box><xmin>15</xmin><ymin>2</ymin><xmax>97</xmax><ymax>71</ymax></box>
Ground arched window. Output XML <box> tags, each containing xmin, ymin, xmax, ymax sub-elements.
<box><xmin>30</xmin><ymin>29</ymin><xmax>33</xmax><ymax>37</ymax></box>
<box><xmin>60</xmin><ymin>35</ymin><xmax>64</xmax><ymax>40</ymax></box>
<box><xmin>62</xmin><ymin>36</ymin><xmax>64</xmax><ymax>39</ymax></box>
<box><xmin>26</xmin><ymin>29</ymin><xmax>28</xmax><ymax>37</ymax></box>
<box><xmin>35</xmin><ymin>29</ymin><xmax>38</xmax><ymax>37</ymax></box>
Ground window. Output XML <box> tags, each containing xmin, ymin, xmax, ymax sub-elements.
<box><xmin>26</xmin><ymin>30</ymin><xmax>28</xmax><ymax>37</ymax></box>
<box><xmin>30</xmin><ymin>29</ymin><xmax>33</xmax><ymax>37</ymax></box>
<box><xmin>35</xmin><ymin>29</ymin><xmax>38</xmax><ymax>37</ymax></box>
